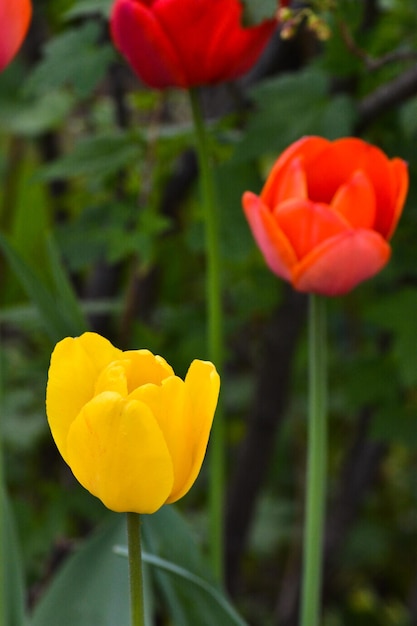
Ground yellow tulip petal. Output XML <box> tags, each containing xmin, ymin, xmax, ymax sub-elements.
<box><xmin>95</xmin><ymin>362</ymin><xmax>129</xmax><ymax>397</ymax></box>
<box><xmin>46</xmin><ymin>333</ymin><xmax>121</xmax><ymax>461</ymax></box>
<box><xmin>122</xmin><ymin>350</ymin><xmax>175</xmax><ymax>390</ymax></box>
<box><xmin>129</xmin><ymin>376</ymin><xmax>190</xmax><ymax>499</ymax></box>
<box><xmin>66</xmin><ymin>392</ymin><xmax>174</xmax><ymax>514</ymax></box>
<box><xmin>167</xmin><ymin>360</ymin><xmax>220</xmax><ymax>503</ymax></box>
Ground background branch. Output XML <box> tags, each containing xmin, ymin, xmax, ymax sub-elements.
<box><xmin>356</xmin><ymin>63</ymin><xmax>417</xmax><ymax>132</ymax></box>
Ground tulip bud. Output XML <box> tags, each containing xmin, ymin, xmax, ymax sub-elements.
<box><xmin>243</xmin><ymin>136</ymin><xmax>408</xmax><ymax>296</ymax></box>
<box><xmin>46</xmin><ymin>333</ymin><xmax>220</xmax><ymax>513</ymax></box>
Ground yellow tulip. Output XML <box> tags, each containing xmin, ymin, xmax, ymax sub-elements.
<box><xmin>46</xmin><ymin>332</ymin><xmax>220</xmax><ymax>514</ymax></box>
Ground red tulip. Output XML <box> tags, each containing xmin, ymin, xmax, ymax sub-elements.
<box><xmin>110</xmin><ymin>0</ymin><xmax>277</xmax><ymax>89</ymax></box>
<box><xmin>243</xmin><ymin>136</ymin><xmax>408</xmax><ymax>296</ymax></box>
<box><xmin>0</xmin><ymin>0</ymin><xmax>32</xmax><ymax>71</ymax></box>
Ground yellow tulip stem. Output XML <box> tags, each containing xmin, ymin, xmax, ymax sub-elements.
<box><xmin>300</xmin><ymin>293</ymin><xmax>328</xmax><ymax>626</ymax></box>
<box><xmin>127</xmin><ymin>512</ymin><xmax>145</xmax><ymax>626</ymax></box>
<box><xmin>189</xmin><ymin>88</ymin><xmax>225</xmax><ymax>584</ymax></box>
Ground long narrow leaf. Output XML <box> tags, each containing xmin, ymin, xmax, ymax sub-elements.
<box><xmin>142</xmin><ymin>506</ymin><xmax>249</xmax><ymax>626</ymax></box>
<box><xmin>31</xmin><ymin>515</ymin><xmax>129</xmax><ymax>626</ymax></box>
<box><xmin>1</xmin><ymin>489</ymin><xmax>27</xmax><ymax>626</ymax></box>
<box><xmin>115</xmin><ymin>547</ymin><xmax>247</xmax><ymax>626</ymax></box>
<box><xmin>44</xmin><ymin>232</ymin><xmax>87</xmax><ymax>334</ymax></box>
<box><xmin>0</xmin><ymin>233</ymin><xmax>80</xmax><ymax>341</ymax></box>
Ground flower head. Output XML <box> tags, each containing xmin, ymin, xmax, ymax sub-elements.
<box><xmin>0</xmin><ymin>0</ymin><xmax>32</xmax><ymax>71</ymax></box>
<box><xmin>243</xmin><ymin>136</ymin><xmax>408</xmax><ymax>296</ymax></box>
<box><xmin>110</xmin><ymin>0</ymin><xmax>277</xmax><ymax>89</ymax></box>
<box><xmin>46</xmin><ymin>332</ymin><xmax>220</xmax><ymax>514</ymax></box>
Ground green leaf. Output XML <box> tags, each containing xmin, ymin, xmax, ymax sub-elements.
<box><xmin>371</xmin><ymin>403</ymin><xmax>417</xmax><ymax>447</ymax></box>
<box><xmin>215</xmin><ymin>160</ymin><xmax>263</xmax><ymax>263</ymax></box>
<box><xmin>0</xmin><ymin>233</ymin><xmax>84</xmax><ymax>341</ymax></box>
<box><xmin>142</xmin><ymin>506</ymin><xmax>249</xmax><ymax>626</ymax></box>
<box><xmin>1</xmin><ymin>490</ymin><xmax>27</xmax><ymax>626</ymax></box>
<box><xmin>39</xmin><ymin>133</ymin><xmax>142</xmax><ymax>181</ymax></box>
<box><xmin>25</xmin><ymin>22</ymin><xmax>115</xmax><ymax>100</ymax></box>
<box><xmin>31</xmin><ymin>515</ymin><xmax>130</xmax><ymax>626</ymax></box>
<box><xmin>233</xmin><ymin>67</ymin><xmax>356</xmax><ymax>163</ymax></box>
<box><xmin>64</xmin><ymin>0</ymin><xmax>113</xmax><ymax>19</ymax></box>
<box><xmin>240</xmin><ymin>0</ymin><xmax>277</xmax><ymax>26</ymax></box>
<box><xmin>44</xmin><ymin>233</ymin><xmax>88</xmax><ymax>333</ymax></box>
<box><xmin>365</xmin><ymin>288</ymin><xmax>417</xmax><ymax>387</ymax></box>
<box><xmin>115</xmin><ymin>548</ymin><xmax>248</xmax><ymax>626</ymax></box>
<box><xmin>320</xmin><ymin>94</ymin><xmax>357</xmax><ymax>140</ymax></box>
<box><xmin>0</xmin><ymin>92</ymin><xmax>73</xmax><ymax>136</ymax></box>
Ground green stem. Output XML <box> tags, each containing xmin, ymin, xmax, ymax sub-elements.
<box><xmin>188</xmin><ymin>88</ymin><xmax>224</xmax><ymax>583</ymax></box>
<box><xmin>300</xmin><ymin>294</ymin><xmax>327</xmax><ymax>626</ymax></box>
<box><xmin>0</xmin><ymin>332</ymin><xmax>5</xmax><ymax>626</ymax></box>
<box><xmin>127</xmin><ymin>513</ymin><xmax>145</xmax><ymax>626</ymax></box>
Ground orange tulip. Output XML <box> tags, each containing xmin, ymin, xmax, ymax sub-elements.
<box><xmin>243</xmin><ymin>136</ymin><xmax>408</xmax><ymax>296</ymax></box>
<box><xmin>0</xmin><ymin>0</ymin><xmax>32</xmax><ymax>71</ymax></box>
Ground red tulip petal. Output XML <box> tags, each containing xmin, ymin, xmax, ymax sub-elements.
<box><xmin>243</xmin><ymin>191</ymin><xmax>296</xmax><ymax>281</ymax></box>
<box><xmin>153</xmin><ymin>0</ymin><xmax>275</xmax><ymax>86</ymax></box>
<box><xmin>293</xmin><ymin>229</ymin><xmax>391</xmax><ymax>296</ymax></box>
<box><xmin>0</xmin><ymin>0</ymin><xmax>32</xmax><ymax>71</ymax></box>
<box><xmin>274</xmin><ymin>199</ymin><xmax>348</xmax><ymax>260</ymax></box>
<box><xmin>331</xmin><ymin>170</ymin><xmax>376</xmax><ymax>229</ymax></box>
<box><xmin>261</xmin><ymin>136</ymin><xmax>329</xmax><ymax>207</ymax></box>
<box><xmin>110</xmin><ymin>0</ymin><xmax>187</xmax><ymax>89</ymax></box>
<box><xmin>382</xmin><ymin>157</ymin><xmax>409</xmax><ymax>240</ymax></box>
<box><xmin>204</xmin><ymin>2</ymin><xmax>276</xmax><ymax>83</ymax></box>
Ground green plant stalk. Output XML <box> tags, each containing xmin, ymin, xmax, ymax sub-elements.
<box><xmin>0</xmin><ymin>335</ymin><xmax>5</xmax><ymax>626</ymax></box>
<box><xmin>127</xmin><ymin>513</ymin><xmax>145</xmax><ymax>626</ymax></box>
<box><xmin>300</xmin><ymin>294</ymin><xmax>327</xmax><ymax>626</ymax></box>
<box><xmin>189</xmin><ymin>88</ymin><xmax>224</xmax><ymax>583</ymax></box>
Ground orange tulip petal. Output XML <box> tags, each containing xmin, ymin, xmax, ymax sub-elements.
<box><xmin>293</xmin><ymin>229</ymin><xmax>391</xmax><ymax>296</ymax></box>
<box><xmin>382</xmin><ymin>157</ymin><xmax>409</xmax><ymax>240</ymax></box>
<box><xmin>274</xmin><ymin>199</ymin><xmax>348</xmax><ymax>260</ymax></box>
<box><xmin>243</xmin><ymin>191</ymin><xmax>297</xmax><ymax>280</ymax></box>
<box><xmin>305</xmin><ymin>138</ymin><xmax>405</xmax><ymax>238</ymax></box>
<box><xmin>0</xmin><ymin>0</ymin><xmax>32</xmax><ymax>71</ymax></box>
<box><xmin>261</xmin><ymin>136</ymin><xmax>329</xmax><ymax>207</ymax></box>
<box><xmin>331</xmin><ymin>170</ymin><xmax>376</xmax><ymax>229</ymax></box>
<box><xmin>304</xmin><ymin>138</ymin><xmax>378</xmax><ymax>202</ymax></box>
<box><xmin>272</xmin><ymin>156</ymin><xmax>308</xmax><ymax>206</ymax></box>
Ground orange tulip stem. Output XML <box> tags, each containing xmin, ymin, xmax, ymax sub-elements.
<box><xmin>189</xmin><ymin>88</ymin><xmax>225</xmax><ymax>584</ymax></box>
<box><xmin>127</xmin><ymin>513</ymin><xmax>145</xmax><ymax>626</ymax></box>
<box><xmin>300</xmin><ymin>294</ymin><xmax>328</xmax><ymax>626</ymax></box>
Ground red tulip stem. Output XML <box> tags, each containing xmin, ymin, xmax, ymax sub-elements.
<box><xmin>300</xmin><ymin>293</ymin><xmax>328</xmax><ymax>626</ymax></box>
<box><xmin>189</xmin><ymin>88</ymin><xmax>225</xmax><ymax>584</ymax></box>
<box><xmin>127</xmin><ymin>513</ymin><xmax>145</xmax><ymax>626</ymax></box>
